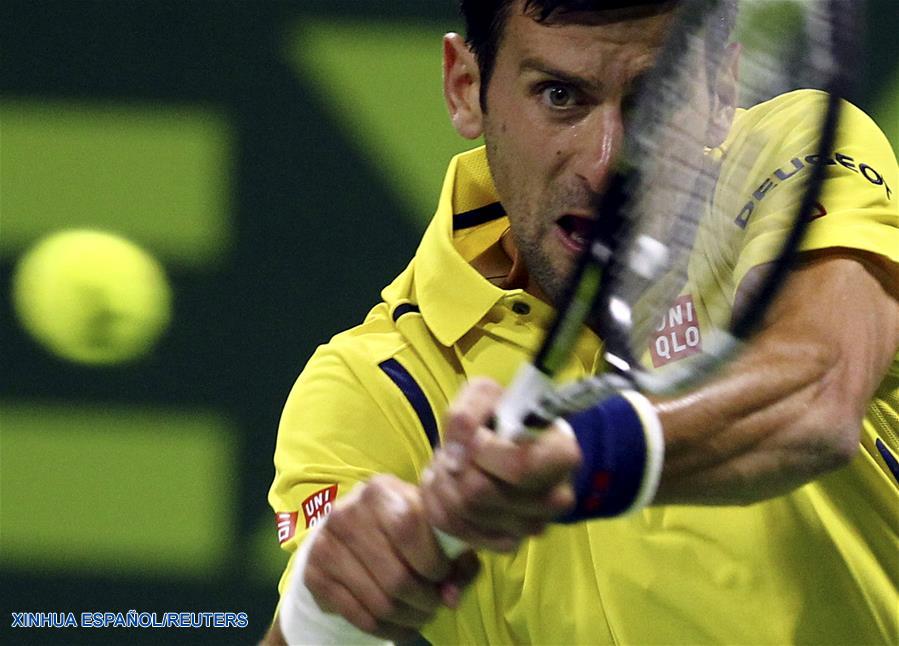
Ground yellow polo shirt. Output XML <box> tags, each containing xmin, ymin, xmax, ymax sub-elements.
<box><xmin>270</xmin><ymin>91</ymin><xmax>899</xmax><ymax>644</ymax></box>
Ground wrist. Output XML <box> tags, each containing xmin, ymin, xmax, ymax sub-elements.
<box><xmin>557</xmin><ymin>391</ymin><xmax>664</xmax><ymax>522</ymax></box>
<box><xmin>279</xmin><ymin>522</ymin><xmax>388</xmax><ymax>645</ymax></box>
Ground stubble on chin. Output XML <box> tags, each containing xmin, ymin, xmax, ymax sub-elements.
<box><xmin>508</xmin><ymin>224</ymin><xmax>572</xmax><ymax>306</ymax></box>
<box><xmin>485</xmin><ymin>141</ymin><xmax>581</xmax><ymax>306</ymax></box>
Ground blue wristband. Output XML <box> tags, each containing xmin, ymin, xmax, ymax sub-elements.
<box><xmin>557</xmin><ymin>393</ymin><xmax>661</xmax><ymax>522</ymax></box>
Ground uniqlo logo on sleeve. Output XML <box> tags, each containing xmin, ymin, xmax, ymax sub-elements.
<box><xmin>650</xmin><ymin>294</ymin><xmax>702</xmax><ymax>367</ymax></box>
<box><xmin>275</xmin><ymin>512</ymin><xmax>298</xmax><ymax>545</ymax></box>
<box><xmin>302</xmin><ymin>484</ymin><xmax>338</xmax><ymax>529</ymax></box>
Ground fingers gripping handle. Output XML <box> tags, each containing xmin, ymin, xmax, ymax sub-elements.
<box><xmin>432</xmin><ymin>365</ymin><xmax>556</xmax><ymax>557</ymax></box>
<box><xmin>494</xmin><ymin>364</ymin><xmax>557</xmax><ymax>439</ymax></box>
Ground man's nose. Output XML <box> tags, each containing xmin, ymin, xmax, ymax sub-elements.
<box><xmin>574</xmin><ymin>104</ymin><xmax>625</xmax><ymax>194</ymax></box>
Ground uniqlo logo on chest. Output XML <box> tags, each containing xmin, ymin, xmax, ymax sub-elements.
<box><xmin>275</xmin><ymin>512</ymin><xmax>298</xmax><ymax>545</ymax></box>
<box><xmin>650</xmin><ymin>294</ymin><xmax>702</xmax><ymax>367</ymax></box>
<box><xmin>302</xmin><ymin>484</ymin><xmax>338</xmax><ymax>529</ymax></box>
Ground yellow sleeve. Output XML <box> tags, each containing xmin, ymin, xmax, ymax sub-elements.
<box><xmin>730</xmin><ymin>93</ymin><xmax>899</xmax><ymax>289</ymax></box>
<box><xmin>267</xmin><ymin>342</ymin><xmax>436</xmax><ymax>596</ymax></box>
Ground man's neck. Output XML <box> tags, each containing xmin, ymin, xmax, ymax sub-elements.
<box><xmin>470</xmin><ymin>229</ymin><xmax>552</xmax><ymax>303</ymax></box>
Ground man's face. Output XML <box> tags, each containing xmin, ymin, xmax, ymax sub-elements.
<box><xmin>480</xmin><ymin>5</ymin><xmax>705</xmax><ymax>303</ymax></box>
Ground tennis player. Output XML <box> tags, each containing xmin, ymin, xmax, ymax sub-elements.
<box><xmin>265</xmin><ymin>1</ymin><xmax>899</xmax><ymax>643</ymax></box>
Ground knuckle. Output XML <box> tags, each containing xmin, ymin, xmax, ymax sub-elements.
<box><xmin>391</xmin><ymin>506</ymin><xmax>422</xmax><ymax>546</ymax></box>
<box><xmin>362</xmin><ymin>477</ymin><xmax>386</xmax><ymax>502</ymax></box>
<box><xmin>468</xmin><ymin>376</ymin><xmax>503</xmax><ymax>398</ymax></box>
<box><xmin>367</xmin><ymin>474</ymin><xmax>414</xmax><ymax>508</ymax></box>
<box><xmin>460</xmin><ymin>472</ymin><xmax>492</xmax><ymax>505</ymax></box>
<box><xmin>326</xmin><ymin>502</ymin><xmax>352</xmax><ymax>530</ymax></box>
<box><xmin>363</xmin><ymin>478</ymin><xmax>403</xmax><ymax>512</ymax></box>
<box><xmin>449</xmin><ymin>409</ymin><xmax>480</xmax><ymax>432</ymax></box>
<box><xmin>368</xmin><ymin>473</ymin><xmax>403</xmax><ymax>496</ymax></box>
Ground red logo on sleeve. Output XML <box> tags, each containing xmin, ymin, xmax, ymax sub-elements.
<box><xmin>275</xmin><ymin>512</ymin><xmax>298</xmax><ymax>545</ymax></box>
<box><xmin>650</xmin><ymin>294</ymin><xmax>702</xmax><ymax>367</ymax></box>
<box><xmin>302</xmin><ymin>484</ymin><xmax>339</xmax><ymax>529</ymax></box>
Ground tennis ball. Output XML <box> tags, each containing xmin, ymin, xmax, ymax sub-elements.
<box><xmin>12</xmin><ymin>230</ymin><xmax>172</xmax><ymax>365</ymax></box>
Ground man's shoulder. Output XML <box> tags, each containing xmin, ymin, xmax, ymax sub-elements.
<box><xmin>744</xmin><ymin>88</ymin><xmax>826</xmax><ymax>116</ymax></box>
<box><xmin>720</xmin><ymin>89</ymin><xmax>898</xmax><ymax>228</ymax></box>
<box><xmin>732</xmin><ymin>89</ymin><xmax>896</xmax><ymax>159</ymax></box>
<box><xmin>272</xmin><ymin>302</ymin><xmax>447</xmax><ymax>521</ymax></box>
<box><xmin>306</xmin><ymin>303</ymin><xmax>409</xmax><ymax>380</ymax></box>
<box><xmin>304</xmin><ymin>299</ymin><xmax>456</xmax><ymax>405</ymax></box>
<box><xmin>327</xmin><ymin>302</ymin><xmax>407</xmax><ymax>358</ymax></box>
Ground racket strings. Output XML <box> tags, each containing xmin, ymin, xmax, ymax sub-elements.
<box><xmin>513</xmin><ymin>0</ymin><xmax>853</xmax><ymax>430</ymax></box>
<box><xmin>588</xmin><ymin>0</ymin><xmax>845</xmax><ymax>388</ymax></box>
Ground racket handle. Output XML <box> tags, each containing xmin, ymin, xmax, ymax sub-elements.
<box><xmin>433</xmin><ymin>526</ymin><xmax>470</xmax><ymax>559</ymax></box>
<box><xmin>495</xmin><ymin>363</ymin><xmax>556</xmax><ymax>439</ymax></box>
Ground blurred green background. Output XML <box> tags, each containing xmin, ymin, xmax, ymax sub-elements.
<box><xmin>1</xmin><ymin>1</ymin><xmax>897</xmax><ymax>644</ymax></box>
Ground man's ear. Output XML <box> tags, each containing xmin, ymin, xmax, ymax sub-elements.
<box><xmin>443</xmin><ymin>32</ymin><xmax>484</xmax><ymax>139</ymax></box>
<box><xmin>708</xmin><ymin>42</ymin><xmax>741</xmax><ymax>147</ymax></box>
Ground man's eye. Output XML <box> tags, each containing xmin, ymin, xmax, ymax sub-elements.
<box><xmin>541</xmin><ymin>85</ymin><xmax>577</xmax><ymax>108</ymax></box>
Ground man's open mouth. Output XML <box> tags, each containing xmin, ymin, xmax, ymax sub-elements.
<box><xmin>555</xmin><ymin>214</ymin><xmax>594</xmax><ymax>252</ymax></box>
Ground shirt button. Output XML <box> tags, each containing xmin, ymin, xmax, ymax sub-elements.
<box><xmin>511</xmin><ymin>301</ymin><xmax>531</xmax><ymax>315</ymax></box>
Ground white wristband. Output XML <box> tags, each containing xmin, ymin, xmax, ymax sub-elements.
<box><xmin>279</xmin><ymin>522</ymin><xmax>390</xmax><ymax>645</ymax></box>
<box><xmin>619</xmin><ymin>389</ymin><xmax>665</xmax><ymax>513</ymax></box>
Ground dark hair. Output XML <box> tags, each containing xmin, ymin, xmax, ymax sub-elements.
<box><xmin>458</xmin><ymin>0</ymin><xmax>738</xmax><ymax>109</ymax></box>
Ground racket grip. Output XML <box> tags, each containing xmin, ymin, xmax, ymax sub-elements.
<box><xmin>433</xmin><ymin>526</ymin><xmax>470</xmax><ymax>559</ymax></box>
<box><xmin>494</xmin><ymin>363</ymin><xmax>556</xmax><ymax>439</ymax></box>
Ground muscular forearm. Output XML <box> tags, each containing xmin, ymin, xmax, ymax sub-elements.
<box><xmin>655</xmin><ymin>331</ymin><xmax>847</xmax><ymax>504</ymax></box>
<box><xmin>653</xmin><ymin>256</ymin><xmax>899</xmax><ymax>505</ymax></box>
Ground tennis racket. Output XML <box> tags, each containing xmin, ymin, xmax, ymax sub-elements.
<box><xmin>436</xmin><ymin>0</ymin><xmax>861</xmax><ymax>556</ymax></box>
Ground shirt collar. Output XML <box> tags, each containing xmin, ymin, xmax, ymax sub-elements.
<box><xmin>381</xmin><ymin>146</ymin><xmax>603</xmax><ymax>371</ymax></box>
<box><xmin>412</xmin><ymin>147</ymin><xmax>514</xmax><ymax>346</ymax></box>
